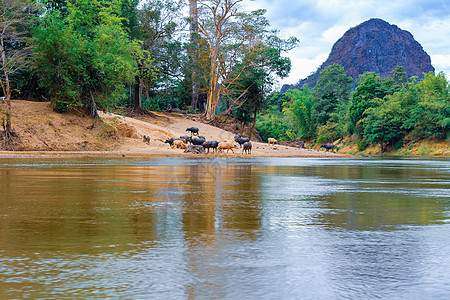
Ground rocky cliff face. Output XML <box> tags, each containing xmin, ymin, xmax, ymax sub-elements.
<box><xmin>282</xmin><ymin>18</ymin><xmax>435</xmax><ymax>92</ymax></box>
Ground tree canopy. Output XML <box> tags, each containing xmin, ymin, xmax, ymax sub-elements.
<box><xmin>312</xmin><ymin>64</ymin><xmax>353</xmax><ymax>127</ymax></box>
<box><xmin>196</xmin><ymin>0</ymin><xmax>298</xmax><ymax>119</ymax></box>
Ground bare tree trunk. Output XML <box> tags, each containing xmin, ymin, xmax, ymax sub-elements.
<box><xmin>189</xmin><ymin>0</ymin><xmax>200</xmax><ymax>111</ymax></box>
<box><xmin>205</xmin><ymin>51</ymin><xmax>219</xmax><ymax>120</ymax></box>
<box><xmin>132</xmin><ymin>76</ymin><xmax>141</xmax><ymax>111</ymax></box>
<box><xmin>139</xmin><ymin>78</ymin><xmax>143</xmax><ymax>108</ymax></box>
<box><xmin>249</xmin><ymin>107</ymin><xmax>257</xmax><ymax>140</ymax></box>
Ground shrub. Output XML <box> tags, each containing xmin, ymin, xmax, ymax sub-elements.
<box><xmin>356</xmin><ymin>139</ymin><xmax>368</xmax><ymax>151</ymax></box>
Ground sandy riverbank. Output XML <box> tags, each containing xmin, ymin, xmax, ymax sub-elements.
<box><xmin>1</xmin><ymin>100</ymin><xmax>350</xmax><ymax>158</ymax></box>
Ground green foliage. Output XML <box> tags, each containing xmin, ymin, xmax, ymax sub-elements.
<box><xmin>33</xmin><ymin>0</ymin><xmax>139</xmax><ymax>113</ymax></box>
<box><xmin>391</xmin><ymin>65</ymin><xmax>408</xmax><ymax>88</ymax></box>
<box><xmin>225</xmin><ymin>30</ymin><xmax>296</xmax><ymax>124</ymax></box>
<box><xmin>143</xmin><ymin>78</ymin><xmax>191</xmax><ymax>111</ymax></box>
<box><xmin>196</xmin><ymin>1</ymin><xmax>298</xmax><ymax>119</ymax></box>
<box><xmin>316</xmin><ymin>122</ymin><xmax>340</xmax><ymax>143</ymax></box>
<box><xmin>312</xmin><ymin>64</ymin><xmax>353</xmax><ymax>126</ymax></box>
<box><xmin>356</xmin><ymin>71</ymin><xmax>449</xmax><ymax>150</ymax></box>
<box><xmin>349</xmin><ymin>72</ymin><xmax>394</xmax><ymax>135</ymax></box>
<box><xmin>356</xmin><ymin>139</ymin><xmax>368</xmax><ymax>151</ymax></box>
<box><xmin>232</xmin><ymin>68</ymin><xmax>266</xmax><ymax>124</ymax></box>
<box><xmin>54</xmin><ymin>100</ymin><xmax>70</xmax><ymax>113</ymax></box>
<box><xmin>407</xmin><ymin>72</ymin><xmax>450</xmax><ymax>139</ymax></box>
<box><xmin>91</xmin><ymin>23</ymin><xmax>140</xmax><ymax>104</ymax></box>
<box><xmin>267</xmin><ymin>92</ymin><xmax>290</xmax><ymax>112</ymax></box>
<box><xmin>363</xmin><ymin>96</ymin><xmax>407</xmax><ymax>151</ymax></box>
<box><xmin>134</xmin><ymin>0</ymin><xmax>186</xmax><ymax>109</ymax></box>
<box><xmin>283</xmin><ymin>86</ymin><xmax>315</xmax><ymax>138</ymax></box>
<box><xmin>33</xmin><ymin>14</ymin><xmax>87</xmax><ymax>105</ymax></box>
<box><xmin>256</xmin><ymin>106</ymin><xmax>291</xmax><ymax>141</ymax></box>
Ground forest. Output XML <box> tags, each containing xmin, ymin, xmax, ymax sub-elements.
<box><xmin>1</xmin><ymin>0</ymin><xmax>449</xmax><ymax>152</ymax></box>
<box><xmin>258</xmin><ymin>65</ymin><xmax>449</xmax><ymax>152</ymax></box>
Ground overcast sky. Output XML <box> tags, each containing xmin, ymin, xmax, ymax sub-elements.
<box><xmin>243</xmin><ymin>0</ymin><xmax>450</xmax><ymax>87</ymax></box>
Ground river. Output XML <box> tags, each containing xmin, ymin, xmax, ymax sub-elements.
<box><xmin>0</xmin><ymin>157</ymin><xmax>449</xmax><ymax>299</ymax></box>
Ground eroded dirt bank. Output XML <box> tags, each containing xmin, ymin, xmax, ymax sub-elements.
<box><xmin>0</xmin><ymin>100</ymin><xmax>347</xmax><ymax>158</ymax></box>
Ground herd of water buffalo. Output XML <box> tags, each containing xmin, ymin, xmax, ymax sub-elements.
<box><xmin>159</xmin><ymin>127</ymin><xmax>254</xmax><ymax>154</ymax></box>
<box><xmin>143</xmin><ymin>126</ymin><xmax>337</xmax><ymax>154</ymax></box>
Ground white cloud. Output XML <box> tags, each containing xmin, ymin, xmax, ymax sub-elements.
<box><xmin>431</xmin><ymin>55</ymin><xmax>450</xmax><ymax>76</ymax></box>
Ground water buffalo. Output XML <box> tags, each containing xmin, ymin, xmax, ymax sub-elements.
<box><xmin>186</xmin><ymin>127</ymin><xmax>199</xmax><ymax>136</ymax></box>
<box><xmin>164</xmin><ymin>138</ymin><xmax>177</xmax><ymax>146</ymax></box>
<box><xmin>268</xmin><ymin>137</ymin><xmax>278</xmax><ymax>145</ymax></box>
<box><xmin>320</xmin><ymin>144</ymin><xmax>336</xmax><ymax>152</ymax></box>
<box><xmin>218</xmin><ymin>142</ymin><xmax>238</xmax><ymax>153</ymax></box>
<box><xmin>242</xmin><ymin>142</ymin><xmax>252</xmax><ymax>154</ymax></box>
<box><xmin>203</xmin><ymin>140</ymin><xmax>219</xmax><ymax>153</ymax></box>
<box><xmin>171</xmin><ymin>139</ymin><xmax>187</xmax><ymax>149</ymax></box>
<box><xmin>190</xmin><ymin>136</ymin><xmax>206</xmax><ymax>145</ymax></box>
<box><xmin>234</xmin><ymin>134</ymin><xmax>250</xmax><ymax>148</ymax></box>
<box><xmin>179</xmin><ymin>135</ymin><xmax>190</xmax><ymax>144</ymax></box>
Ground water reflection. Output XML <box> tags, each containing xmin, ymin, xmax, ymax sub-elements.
<box><xmin>0</xmin><ymin>157</ymin><xmax>449</xmax><ymax>299</ymax></box>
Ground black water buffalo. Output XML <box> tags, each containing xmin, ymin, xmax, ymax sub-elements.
<box><xmin>234</xmin><ymin>134</ymin><xmax>250</xmax><ymax>148</ymax></box>
<box><xmin>203</xmin><ymin>140</ymin><xmax>219</xmax><ymax>153</ymax></box>
<box><xmin>179</xmin><ymin>135</ymin><xmax>190</xmax><ymax>143</ymax></box>
<box><xmin>190</xmin><ymin>136</ymin><xmax>206</xmax><ymax>145</ymax></box>
<box><xmin>186</xmin><ymin>127</ymin><xmax>199</xmax><ymax>136</ymax></box>
<box><xmin>320</xmin><ymin>144</ymin><xmax>336</xmax><ymax>152</ymax></box>
<box><xmin>164</xmin><ymin>138</ymin><xmax>179</xmax><ymax>147</ymax></box>
<box><xmin>235</xmin><ymin>137</ymin><xmax>250</xmax><ymax>147</ymax></box>
<box><xmin>242</xmin><ymin>142</ymin><xmax>252</xmax><ymax>154</ymax></box>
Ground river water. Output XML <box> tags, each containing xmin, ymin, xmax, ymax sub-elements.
<box><xmin>0</xmin><ymin>157</ymin><xmax>449</xmax><ymax>299</ymax></box>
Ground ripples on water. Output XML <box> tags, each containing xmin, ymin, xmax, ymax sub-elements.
<box><xmin>0</xmin><ymin>157</ymin><xmax>449</xmax><ymax>299</ymax></box>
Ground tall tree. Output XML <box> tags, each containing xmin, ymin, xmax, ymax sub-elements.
<box><xmin>408</xmin><ymin>72</ymin><xmax>450</xmax><ymax>138</ymax></box>
<box><xmin>312</xmin><ymin>64</ymin><xmax>353</xmax><ymax>127</ymax></box>
<box><xmin>188</xmin><ymin>0</ymin><xmax>201</xmax><ymax>110</ymax></box>
<box><xmin>363</xmin><ymin>96</ymin><xmax>407</xmax><ymax>152</ymax></box>
<box><xmin>0</xmin><ymin>0</ymin><xmax>37</xmax><ymax>134</ymax></box>
<box><xmin>33</xmin><ymin>0</ymin><xmax>139</xmax><ymax>115</ymax></box>
<box><xmin>391</xmin><ymin>65</ymin><xmax>408</xmax><ymax>88</ymax></box>
<box><xmin>135</xmin><ymin>0</ymin><xmax>184</xmax><ymax>111</ymax></box>
<box><xmin>196</xmin><ymin>1</ymin><xmax>297</xmax><ymax>120</ymax></box>
<box><xmin>349</xmin><ymin>72</ymin><xmax>393</xmax><ymax>134</ymax></box>
<box><xmin>231</xmin><ymin>67</ymin><xmax>265</xmax><ymax>138</ymax></box>
<box><xmin>284</xmin><ymin>85</ymin><xmax>315</xmax><ymax>139</ymax></box>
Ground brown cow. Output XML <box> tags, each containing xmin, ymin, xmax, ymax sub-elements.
<box><xmin>217</xmin><ymin>142</ymin><xmax>238</xmax><ymax>153</ymax></box>
<box><xmin>171</xmin><ymin>139</ymin><xmax>187</xmax><ymax>149</ymax></box>
<box><xmin>268</xmin><ymin>137</ymin><xmax>278</xmax><ymax>145</ymax></box>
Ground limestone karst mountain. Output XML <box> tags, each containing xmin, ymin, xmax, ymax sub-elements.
<box><xmin>282</xmin><ymin>18</ymin><xmax>435</xmax><ymax>92</ymax></box>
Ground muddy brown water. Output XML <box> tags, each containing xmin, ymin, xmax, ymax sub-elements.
<box><xmin>0</xmin><ymin>157</ymin><xmax>449</xmax><ymax>299</ymax></box>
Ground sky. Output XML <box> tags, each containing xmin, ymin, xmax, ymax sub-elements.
<box><xmin>243</xmin><ymin>0</ymin><xmax>450</xmax><ymax>87</ymax></box>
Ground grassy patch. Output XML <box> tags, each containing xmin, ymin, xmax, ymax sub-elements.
<box><xmin>417</xmin><ymin>144</ymin><xmax>431</xmax><ymax>156</ymax></box>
